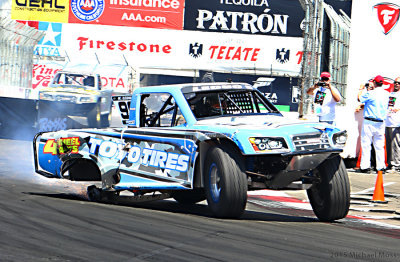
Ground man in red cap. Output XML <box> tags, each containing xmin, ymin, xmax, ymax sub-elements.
<box><xmin>307</xmin><ymin>72</ymin><xmax>342</xmax><ymax>124</ymax></box>
<box><xmin>357</xmin><ymin>75</ymin><xmax>390</xmax><ymax>173</ymax></box>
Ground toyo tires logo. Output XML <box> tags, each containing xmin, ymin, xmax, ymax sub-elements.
<box><xmin>71</xmin><ymin>0</ymin><xmax>105</xmax><ymax>22</ymax></box>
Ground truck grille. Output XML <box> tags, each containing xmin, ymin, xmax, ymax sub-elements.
<box><xmin>55</xmin><ymin>95</ymin><xmax>77</xmax><ymax>102</ymax></box>
<box><xmin>292</xmin><ymin>132</ymin><xmax>330</xmax><ymax>151</ymax></box>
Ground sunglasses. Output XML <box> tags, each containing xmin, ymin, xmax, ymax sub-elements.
<box><xmin>321</xmin><ymin>77</ymin><xmax>330</xmax><ymax>81</ymax></box>
<box><xmin>394</xmin><ymin>81</ymin><xmax>400</xmax><ymax>85</ymax></box>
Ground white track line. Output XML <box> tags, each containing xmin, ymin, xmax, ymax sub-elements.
<box><xmin>353</xmin><ymin>182</ymin><xmax>396</xmax><ymax>195</ymax></box>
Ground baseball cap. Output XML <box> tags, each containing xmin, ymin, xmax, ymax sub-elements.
<box><xmin>373</xmin><ymin>75</ymin><xmax>384</xmax><ymax>83</ymax></box>
<box><xmin>320</xmin><ymin>72</ymin><xmax>331</xmax><ymax>78</ymax></box>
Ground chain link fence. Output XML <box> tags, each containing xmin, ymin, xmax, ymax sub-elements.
<box><xmin>0</xmin><ymin>16</ymin><xmax>44</xmax><ymax>96</ymax></box>
<box><xmin>298</xmin><ymin>0</ymin><xmax>351</xmax><ymax>118</ymax></box>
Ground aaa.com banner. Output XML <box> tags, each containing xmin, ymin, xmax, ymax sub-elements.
<box><xmin>12</xmin><ymin>0</ymin><xmax>185</xmax><ymax>30</ymax></box>
<box><xmin>61</xmin><ymin>24</ymin><xmax>303</xmax><ymax>76</ymax></box>
<box><xmin>68</xmin><ymin>0</ymin><xmax>185</xmax><ymax>30</ymax></box>
<box><xmin>11</xmin><ymin>0</ymin><xmax>69</xmax><ymax>23</ymax></box>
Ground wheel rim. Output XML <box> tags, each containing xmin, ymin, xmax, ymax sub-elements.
<box><xmin>209</xmin><ymin>163</ymin><xmax>221</xmax><ymax>202</ymax></box>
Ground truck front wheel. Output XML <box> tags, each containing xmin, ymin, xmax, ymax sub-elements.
<box><xmin>307</xmin><ymin>155</ymin><xmax>350</xmax><ymax>222</ymax></box>
<box><xmin>204</xmin><ymin>145</ymin><xmax>247</xmax><ymax>218</ymax></box>
<box><xmin>88</xmin><ymin>103</ymin><xmax>101</xmax><ymax>128</ymax></box>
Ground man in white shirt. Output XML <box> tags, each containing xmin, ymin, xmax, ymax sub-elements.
<box><xmin>307</xmin><ymin>72</ymin><xmax>341</xmax><ymax>125</ymax></box>
<box><xmin>385</xmin><ymin>77</ymin><xmax>400</xmax><ymax>171</ymax></box>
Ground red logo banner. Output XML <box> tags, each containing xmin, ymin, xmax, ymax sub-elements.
<box><xmin>68</xmin><ymin>0</ymin><xmax>185</xmax><ymax>30</ymax></box>
<box><xmin>374</xmin><ymin>3</ymin><xmax>400</xmax><ymax>34</ymax></box>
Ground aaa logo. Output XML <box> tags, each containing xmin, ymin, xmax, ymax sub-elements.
<box><xmin>71</xmin><ymin>0</ymin><xmax>105</xmax><ymax>22</ymax></box>
<box><xmin>374</xmin><ymin>3</ymin><xmax>400</xmax><ymax>35</ymax></box>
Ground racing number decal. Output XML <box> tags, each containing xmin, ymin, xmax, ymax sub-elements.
<box><xmin>43</xmin><ymin>139</ymin><xmax>57</xmax><ymax>155</ymax></box>
<box><xmin>118</xmin><ymin>101</ymin><xmax>131</xmax><ymax>124</ymax></box>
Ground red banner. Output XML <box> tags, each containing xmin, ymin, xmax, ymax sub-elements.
<box><xmin>68</xmin><ymin>0</ymin><xmax>185</xmax><ymax>30</ymax></box>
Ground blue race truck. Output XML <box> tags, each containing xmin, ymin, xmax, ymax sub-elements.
<box><xmin>33</xmin><ymin>82</ymin><xmax>350</xmax><ymax>221</ymax></box>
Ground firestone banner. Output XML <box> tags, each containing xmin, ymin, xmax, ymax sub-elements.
<box><xmin>61</xmin><ymin>24</ymin><xmax>303</xmax><ymax>76</ymax></box>
<box><xmin>68</xmin><ymin>0</ymin><xmax>185</xmax><ymax>30</ymax></box>
<box><xmin>183</xmin><ymin>0</ymin><xmax>305</xmax><ymax>36</ymax></box>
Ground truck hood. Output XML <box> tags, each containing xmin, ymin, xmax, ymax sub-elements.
<box><xmin>40</xmin><ymin>86</ymin><xmax>99</xmax><ymax>96</ymax></box>
<box><xmin>191</xmin><ymin>115</ymin><xmax>340</xmax><ymax>154</ymax></box>
<box><xmin>194</xmin><ymin>114</ymin><xmax>326</xmax><ymax>130</ymax></box>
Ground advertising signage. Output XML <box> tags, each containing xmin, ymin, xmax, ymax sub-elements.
<box><xmin>12</xmin><ymin>0</ymin><xmax>186</xmax><ymax>30</ymax></box>
<box><xmin>184</xmin><ymin>0</ymin><xmax>305</xmax><ymax>37</ymax></box>
<box><xmin>61</xmin><ymin>24</ymin><xmax>303</xmax><ymax>76</ymax></box>
<box><xmin>68</xmin><ymin>0</ymin><xmax>185</xmax><ymax>30</ymax></box>
<box><xmin>11</xmin><ymin>0</ymin><xmax>69</xmax><ymax>23</ymax></box>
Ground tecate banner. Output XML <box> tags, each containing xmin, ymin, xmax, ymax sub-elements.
<box><xmin>183</xmin><ymin>0</ymin><xmax>305</xmax><ymax>36</ymax></box>
<box><xmin>61</xmin><ymin>23</ymin><xmax>303</xmax><ymax>76</ymax></box>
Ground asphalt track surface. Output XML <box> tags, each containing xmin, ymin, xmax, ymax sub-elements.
<box><xmin>0</xmin><ymin>139</ymin><xmax>399</xmax><ymax>262</ymax></box>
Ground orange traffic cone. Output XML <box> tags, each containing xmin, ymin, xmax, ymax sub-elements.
<box><xmin>369</xmin><ymin>170</ymin><xmax>388</xmax><ymax>204</ymax></box>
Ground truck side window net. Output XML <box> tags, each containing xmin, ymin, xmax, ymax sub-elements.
<box><xmin>185</xmin><ymin>90</ymin><xmax>279</xmax><ymax>119</ymax></box>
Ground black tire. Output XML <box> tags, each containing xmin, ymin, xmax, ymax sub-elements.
<box><xmin>100</xmin><ymin>105</ymin><xmax>112</xmax><ymax>128</ymax></box>
<box><xmin>204</xmin><ymin>144</ymin><xmax>247</xmax><ymax>218</ymax></box>
<box><xmin>87</xmin><ymin>185</ymin><xmax>102</xmax><ymax>202</ymax></box>
<box><xmin>88</xmin><ymin>103</ymin><xmax>101</xmax><ymax>128</ymax></box>
<box><xmin>172</xmin><ymin>189</ymin><xmax>206</xmax><ymax>204</ymax></box>
<box><xmin>87</xmin><ymin>185</ymin><xmax>119</xmax><ymax>203</ymax></box>
<box><xmin>307</xmin><ymin>155</ymin><xmax>350</xmax><ymax>222</ymax></box>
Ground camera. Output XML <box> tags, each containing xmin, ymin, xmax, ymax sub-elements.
<box><xmin>317</xmin><ymin>82</ymin><xmax>327</xmax><ymax>86</ymax></box>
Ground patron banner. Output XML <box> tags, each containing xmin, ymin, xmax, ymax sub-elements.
<box><xmin>183</xmin><ymin>0</ymin><xmax>305</xmax><ymax>36</ymax></box>
<box><xmin>61</xmin><ymin>24</ymin><xmax>303</xmax><ymax>76</ymax></box>
<box><xmin>68</xmin><ymin>0</ymin><xmax>185</xmax><ymax>30</ymax></box>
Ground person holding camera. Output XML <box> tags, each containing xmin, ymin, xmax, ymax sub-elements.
<box><xmin>385</xmin><ymin>77</ymin><xmax>400</xmax><ymax>171</ymax></box>
<box><xmin>307</xmin><ymin>72</ymin><xmax>341</xmax><ymax>124</ymax></box>
<box><xmin>357</xmin><ymin>75</ymin><xmax>390</xmax><ymax>173</ymax></box>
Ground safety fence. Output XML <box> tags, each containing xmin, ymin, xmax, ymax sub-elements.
<box><xmin>0</xmin><ymin>16</ymin><xmax>44</xmax><ymax>96</ymax></box>
<box><xmin>298</xmin><ymin>0</ymin><xmax>351</xmax><ymax>117</ymax></box>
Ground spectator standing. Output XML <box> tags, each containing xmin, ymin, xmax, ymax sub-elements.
<box><xmin>385</xmin><ymin>77</ymin><xmax>400</xmax><ymax>171</ymax></box>
<box><xmin>307</xmin><ymin>72</ymin><xmax>341</xmax><ymax>125</ymax></box>
<box><xmin>357</xmin><ymin>75</ymin><xmax>390</xmax><ymax>173</ymax></box>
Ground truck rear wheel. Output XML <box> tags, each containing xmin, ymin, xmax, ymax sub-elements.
<box><xmin>204</xmin><ymin>144</ymin><xmax>247</xmax><ymax>218</ymax></box>
<box><xmin>307</xmin><ymin>155</ymin><xmax>350</xmax><ymax>222</ymax></box>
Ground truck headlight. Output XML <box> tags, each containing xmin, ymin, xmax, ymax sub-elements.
<box><xmin>80</xmin><ymin>96</ymin><xmax>97</xmax><ymax>103</ymax></box>
<box><xmin>332</xmin><ymin>131</ymin><xmax>347</xmax><ymax>148</ymax></box>
<box><xmin>39</xmin><ymin>93</ymin><xmax>54</xmax><ymax>100</ymax></box>
<box><xmin>249</xmin><ymin>137</ymin><xmax>289</xmax><ymax>152</ymax></box>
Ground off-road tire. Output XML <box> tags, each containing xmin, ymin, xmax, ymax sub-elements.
<box><xmin>88</xmin><ymin>103</ymin><xmax>101</xmax><ymax>128</ymax></box>
<box><xmin>307</xmin><ymin>155</ymin><xmax>350</xmax><ymax>222</ymax></box>
<box><xmin>204</xmin><ymin>144</ymin><xmax>247</xmax><ymax>218</ymax></box>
